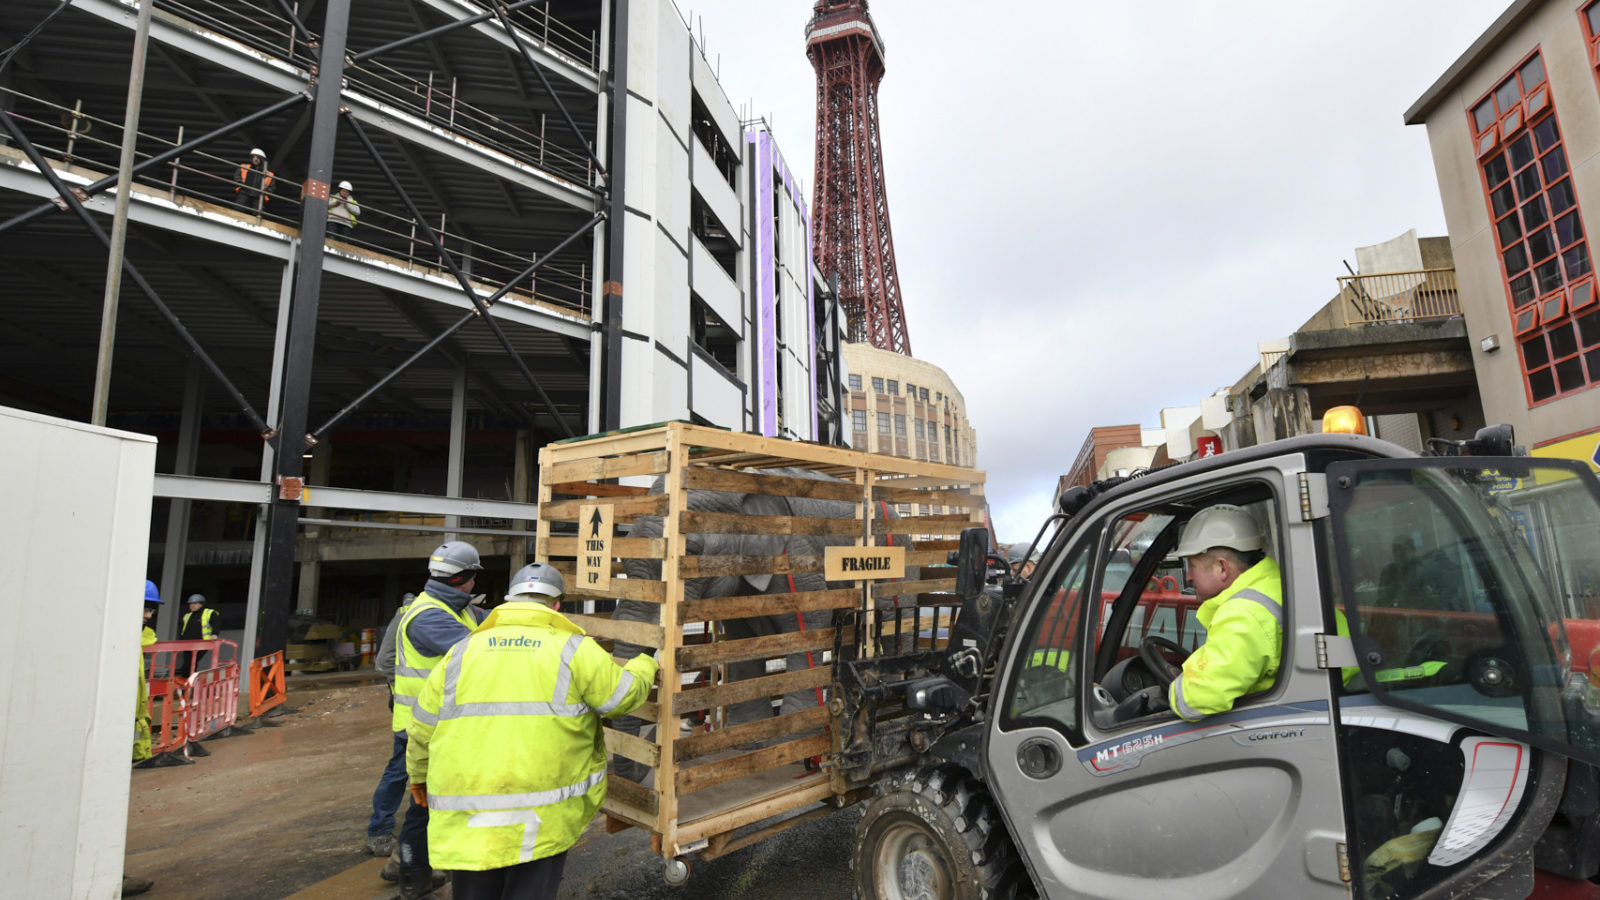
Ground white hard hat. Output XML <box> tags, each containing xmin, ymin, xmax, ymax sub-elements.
<box><xmin>249</xmin><ymin>147</ymin><xmax>266</xmax><ymax>158</ymax></box>
<box><xmin>1175</xmin><ymin>504</ymin><xmax>1262</xmax><ymax>557</ymax></box>
<box><xmin>507</xmin><ymin>562</ymin><xmax>565</xmax><ymax>600</ymax></box>
<box><xmin>428</xmin><ymin>541</ymin><xmax>483</xmax><ymax>578</ymax></box>
<box><xmin>338</xmin><ymin>180</ymin><xmax>353</xmax><ymax>191</ymax></box>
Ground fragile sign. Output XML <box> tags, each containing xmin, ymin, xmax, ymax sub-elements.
<box><xmin>576</xmin><ymin>503</ymin><xmax>613</xmax><ymax>590</ymax></box>
<box><xmin>824</xmin><ymin>545</ymin><xmax>906</xmax><ymax>581</ymax></box>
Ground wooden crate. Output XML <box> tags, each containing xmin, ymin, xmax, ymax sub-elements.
<box><xmin>536</xmin><ymin>422</ymin><xmax>986</xmax><ymax>859</ymax></box>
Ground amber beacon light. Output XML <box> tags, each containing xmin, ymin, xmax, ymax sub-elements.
<box><xmin>1322</xmin><ymin>405</ymin><xmax>1368</xmax><ymax>435</ymax></box>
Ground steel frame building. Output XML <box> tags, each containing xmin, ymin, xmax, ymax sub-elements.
<box><xmin>0</xmin><ymin>0</ymin><xmax>842</xmax><ymax>664</ymax></box>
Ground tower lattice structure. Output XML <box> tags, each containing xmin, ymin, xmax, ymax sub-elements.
<box><xmin>807</xmin><ymin>0</ymin><xmax>910</xmax><ymax>355</ymax></box>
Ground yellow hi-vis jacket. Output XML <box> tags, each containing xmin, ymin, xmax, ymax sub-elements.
<box><xmin>1169</xmin><ymin>557</ymin><xmax>1283</xmax><ymax>721</ymax></box>
<box><xmin>406</xmin><ymin>602</ymin><xmax>658</xmax><ymax>871</ymax></box>
<box><xmin>182</xmin><ymin>608</ymin><xmax>217</xmax><ymax>640</ymax></box>
<box><xmin>392</xmin><ymin>592</ymin><xmax>477</xmax><ymax>733</ymax></box>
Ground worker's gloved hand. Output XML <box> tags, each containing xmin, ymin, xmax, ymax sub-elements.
<box><xmin>409</xmin><ymin>784</ymin><xmax>428</xmax><ymax>808</ymax></box>
<box><xmin>1111</xmin><ymin>685</ymin><xmax>1169</xmax><ymax>724</ymax></box>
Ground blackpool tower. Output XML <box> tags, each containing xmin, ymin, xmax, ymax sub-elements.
<box><xmin>807</xmin><ymin>0</ymin><xmax>911</xmax><ymax>355</ymax></box>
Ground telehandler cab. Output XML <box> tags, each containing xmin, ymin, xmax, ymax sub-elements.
<box><xmin>839</xmin><ymin>422</ymin><xmax>1600</xmax><ymax>900</ymax></box>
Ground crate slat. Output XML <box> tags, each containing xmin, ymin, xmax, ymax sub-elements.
<box><xmin>541</xmin><ymin>492</ymin><xmax>669</xmax><ymax>522</ymax></box>
<box><xmin>547</xmin><ymin>450</ymin><xmax>671</xmax><ymax>484</ymax></box>
<box><xmin>681</xmin><ymin>466</ymin><xmax>863</xmax><ymax>501</ymax></box>
<box><xmin>563</xmin><ymin>612</ymin><xmax>666</xmax><ymax>649</ymax></box>
<box><xmin>676</xmin><ymin>733</ymin><xmax>831</xmax><ymax>796</ymax></box>
<box><xmin>676</xmin><ymin>706</ymin><xmax>831</xmax><ymax>762</ymax></box>
<box><xmin>681</xmin><ymin>510</ymin><xmax>863</xmax><ymax>538</ymax></box>
<box><xmin>672</xmin><ymin>666</ymin><xmax>832</xmax><ymax>715</ymax></box>
<box><xmin>677</xmin><ymin>553</ymin><xmax>826</xmax><ymax>579</ymax></box>
<box><xmin>604</xmin><ymin>726</ymin><xmax>662</xmax><ymax>768</ymax></box>
<box><xmin>675</xmin><ymin>628</ymin><xmax>835</xmax><ymax>669</ymax></box>
<box><xmin>678</xmin><ymin>588</ymin><xmax>858</xmax><ymax>624</ymax></box>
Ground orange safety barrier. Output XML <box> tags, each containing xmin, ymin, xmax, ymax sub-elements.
<box><xmin>145</xmin><ymin>678</ymin><xmax>189</xmax><ymax>757</ymax></box>
<box><xmin>145</xmin><ymin>638</ymin><xmax>239</xmax><ymax>681</ymax></box>
<box><xmin>249</xmin><ymin>650</ymin><xmax>287</xmax><ymax>718</ymax></box>
<box><xmin>186</xmin><ymin>664</ymin><xmax>241</xmax><ymax>741</ymax></box>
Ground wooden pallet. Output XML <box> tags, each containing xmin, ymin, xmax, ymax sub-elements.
<box><xmin>536</xmin><ymin>422</ymin><xmax>986</xmax><ymax>859</ymax></box>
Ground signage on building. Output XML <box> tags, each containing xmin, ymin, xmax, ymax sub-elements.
<box><xmin>1196</xmin><ymin>436</ymin><xmax>1222</xmax><ymax>458</ymax></box>
<box><xmin>1531</xmin><ymin>428</ymin><xmax>1600</xmax><ymax>473</ymax></box>
<box><xmin>577</xmin><ymin>504</ymin><xmax>613</xmax><ymax>589</ymax></box>
<box><xmin>825</xmin><ymin>545</ymin><xmax>906</xmax><ymax>581</ymax></box>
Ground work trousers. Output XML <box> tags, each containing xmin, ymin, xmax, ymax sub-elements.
<box><xmin>397</xmin><ymin>737</ymin><xmax>430</xmax><ymax>874</ymax></box>
<box><xmin>368</xmin><ymin>730</ymin><xmax>408</xmax><ymax>837</ymax></box>
<box><xmin>450</xmin><ymin>852</ymin><xmax>567</xmax><ymax>900</ymax></box>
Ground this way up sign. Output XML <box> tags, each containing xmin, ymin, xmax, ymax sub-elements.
<box><xmin>577</xmin><ymin>503</ymin><xmax>613</xmax><ymax>590</ymax></box>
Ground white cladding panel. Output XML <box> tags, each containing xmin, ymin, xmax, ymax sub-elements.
<box><xmin>654</xmin><ymin>228</ymin><xmax>690</xmax><ymax>352</ymax></box>
<box><xmin>625</xmin><ymin>0</ymin><xmax>659</xmax><ymax>99</ymax></box>
<box><xmin>691</xmin><ymin>235</ymin><xmax>742</xmax><ymax>330</ymax></box>
<box><xmin>653</xmin><ymin>346</ymin><xmax>689</xmax><ymax>421</ymax></box>
<box><xmin>653</xmin><ymin>4</ymin><xmax>690</xmax><ymax>149</ymax></box>
<box><xmin>691</xmin><ymin>50</ymin><xmax>741</xmax><ymax>151</ymax></box>
<box><xmin>620</xmin><ymin>212</ymin><xmax>658</xmax><ymax>335</ymax></box>
<box><xmin>691</xmin><ymin>352</ymin><xmax>743</xmax><ymax>430</ymax></box>
<box><xmin>0</xmin><ymin>407</ymin><xmax>155</xmax><ymax>899</ymax></box>
<box><xmin>693</xmin><ymin>140</ymin><xmax>742</xmax><ymax>247</ymax></box>
<box><xmin>656</xmin><ymin>128</ymin><xmax>689</xmax><ymax>250</ymax></box>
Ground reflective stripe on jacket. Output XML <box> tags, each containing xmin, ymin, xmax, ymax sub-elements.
<box><xmin>1169</xmin><ymin>557</ymin><xmax>1283</xmax><ymax>721</ymax></box>
<box><xmin>392</xmin><ymin>593</ymin><xmax>477</xmax><ymax>733</ymax></box>
<box><xmin>406</xmin><ymin>602</ymin><xmax>658</xmax><ymax>871</ymax></box>
<box><xmin>181</xmin><ymin>608</ymin><xmax>218</xmax><ymax>640</ymax></box>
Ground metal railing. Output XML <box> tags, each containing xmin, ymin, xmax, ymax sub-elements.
<box><xmin>1337</xmin><ymin>267</ymin><xmax>1460</xmax><ymax>327</ymax></box>
<box><xmin>1</xmin><ymin>88</ymin><xmax>593</xmax><ymax>316</ymax></box>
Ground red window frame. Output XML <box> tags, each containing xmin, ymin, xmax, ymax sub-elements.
<box><xmin>1471</xmin><ymin>49</ymin><xmax>1597</xmax><ymax>406</ymax></box>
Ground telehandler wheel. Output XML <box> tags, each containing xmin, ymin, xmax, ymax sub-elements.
<box><xmin>853</xmin><ymin>765</ymin><xmax>1025</xmax><ymax>900</ymax></box>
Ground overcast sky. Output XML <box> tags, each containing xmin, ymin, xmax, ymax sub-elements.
<box><xmin>676</xmin><ymin>0</ymin><xmax>1508</xmax><ymax>542</ymax></box>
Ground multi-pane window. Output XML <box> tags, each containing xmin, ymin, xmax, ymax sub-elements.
<box><xmin>871</xmin><ymin>376</ymin><xmax>884</xmax><ymax>394</ymax></box>
<box><xmin>919</xmin><ymin>387</ymin><xmax>930</xmax><ymax>402</ymax></box>
<box><xmin>886</xmin><ymin>380</ymin><xmax>899</xmax><ymax>396</ymax></box>
<box><xmin>852</xmin><ymin>410</ymin><xmax>866</xmax><ymax>432</ymax></box>
<box><xmin>848</xmin><ymin>374</ymin><xmax>862</xmax><ymax>391</ymax></box>
<box><xmin>914</xmin><ymin>419</ymin><xmax>924</xmax><ymax>440</ymax></box>
<box><xmin>906</xmin><ymin>383</ymin><xmax>916</xmax><ymax>400</ymax></box>
<box><xmin>877</xmin><ymin>412</ymin><xmax>891</xmax><ymax>434</ymax></box>
<box><xmin>1473</xmin><ymin>51</ymin><xmax>1597</xmax><ymax>403</ymax></box>
<box><xmin>894</xmin><ymin>414</ymin><xmax>906</xmax><ymax>437</ymax></box>
<box><xmin>1584</xmin><ymin>3</ymin><xmax>1600</xmax><ymax>70</ymax></box>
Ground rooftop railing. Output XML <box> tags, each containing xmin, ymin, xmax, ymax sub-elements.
<box><xmin>1336</xmin><ymin>267</ymin><xmax>1461</xmax><ymax>327</ymax></box>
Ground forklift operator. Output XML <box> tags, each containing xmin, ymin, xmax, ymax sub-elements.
<box><xmin>1165</xmin><ymin>504</ymin><xmax>1284</xmax><ymax>721</ymax></box>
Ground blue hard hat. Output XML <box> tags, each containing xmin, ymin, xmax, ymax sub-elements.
<box><xmin>144</xmin><ymin>580</ymin><xmax>161</xmax><ymax>604</ymax></box>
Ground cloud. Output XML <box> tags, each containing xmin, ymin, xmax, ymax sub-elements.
<box><xmin>682</xmin><ymin>0</ymin><xmax>1505</xmax><ymax>540</ymax></box>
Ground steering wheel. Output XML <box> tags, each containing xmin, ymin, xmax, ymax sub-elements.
<box><xmin>1139</xmin><ymin>635</ymin><xmax>1190</xmax><ymax>687</ymax></box>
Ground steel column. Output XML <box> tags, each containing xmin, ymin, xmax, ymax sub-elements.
<box><xmin>600</xmin><ymin>0</ymin><xmax>629</xmax><ymax>431</ymax></box>
<box><xmin>445</xmin><ymin>361</ymin><xmax>466</xmax><ymax>540</ymax></box>
<box><xmin>93</xmin><ymin>0</ymin><xmax>154</xmax><ymax>425</ymax></box>
<box><xmin>156</xmin><ymin>358</ymin><xmax>205</xmax><ymax>640</ymax></box>
<box><xmin>257</xmin><ymin>0</ymin><xmax>352</xmax><ymax>656</ymax></box>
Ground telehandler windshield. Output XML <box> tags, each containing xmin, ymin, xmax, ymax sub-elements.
<box><xmin>1327</xmin><ymin>456</ymin><xmax>1600</xmax><ymax>766</ymax></box>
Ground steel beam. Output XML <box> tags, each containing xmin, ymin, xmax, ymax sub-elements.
<box><xmin>258</xmin><ymin>0</ymin><xmax>352</xmax><ymax>657</ymax></box>
<box><xmin>153</xmin><ymin>474</ymin><xmax>541</xmax><ymax>520</ymax></box>
<box><xmin>366</xmin><ymin>0</ymin><xmax>598</xmax><ymax>91</ymax></box>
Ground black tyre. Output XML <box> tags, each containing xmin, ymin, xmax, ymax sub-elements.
<box><xmin>853</xmin><ymin>765</ymin><xmax>1028</xmax><ymax>900</ymax></box>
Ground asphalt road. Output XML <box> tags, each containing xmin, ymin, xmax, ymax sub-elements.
<box><xmin>559</xmin><ymin>804</ymin><xmax>861</xmax><ymax>899</ymax></box>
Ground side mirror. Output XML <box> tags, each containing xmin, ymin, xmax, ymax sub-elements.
<box><xmin>955</xmin><ymin>527</ymin><xmax>988</xmax><ymax>602</ymax></box>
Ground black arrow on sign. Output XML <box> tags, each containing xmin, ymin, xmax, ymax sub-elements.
<box><xmin>589</xmin><ymin>508</ymin><xmax>604</xmax><ymax>539</ymax></box>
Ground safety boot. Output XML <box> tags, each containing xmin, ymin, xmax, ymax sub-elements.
<box><xmin>397</xmin><ymin>867</ymin><xmax>443</xmax><ymax>899</ymax></box>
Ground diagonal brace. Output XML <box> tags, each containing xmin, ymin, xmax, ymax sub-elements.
<box><xmin>267</xmin><ymin>0</ymin><xmax>317</xmax><ymax>45</ymax></box>
<box><xmin>0</xmin><ymin>93</ymin><xmax>308</xmax><ymax>236</ymax></box>
<box><xmin>491</xmin><ymin>2</ymin><xmax>605</xmax><ymax>181</ymax></box>
<box><xmin>309</xmin><ymin>210</ymin><xmax>602</xmax><ymax>440</ymax></box>
<box><xmin>345</xmin><ymin>114</ymin><xmax>589</xmax><ymax>438</ymax></box>
<box><xmin>0</xmin><ymin>112</ymin><xmax>271</xmax><ymax>435</ymax></box>
<box><xmin>350</xmin><ymin>0</ymin><xmax>546</xmax><ymax>63</ymax></box>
